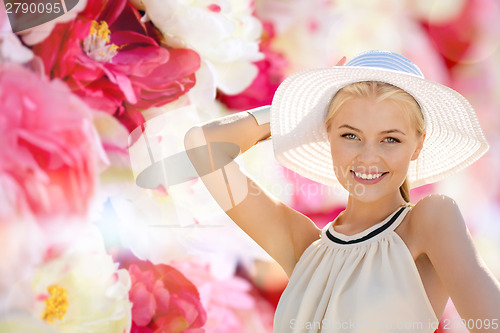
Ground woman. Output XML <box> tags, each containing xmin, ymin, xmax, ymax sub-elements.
<box><xmin>184</xmin><ymin>51</ymin><xmax>500</xmax><ymax>332</ymax></box>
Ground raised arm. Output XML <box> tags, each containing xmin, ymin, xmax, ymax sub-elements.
<box><xmin>183</xmin><ymin>108</ymin><xmax>320</xmax><ymax>277</ymax></box>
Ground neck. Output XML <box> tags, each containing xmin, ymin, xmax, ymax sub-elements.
<box><xmin>336</xmin><ymin>193</ymin><xmax>408</xmax><ymax>229</ymax></box>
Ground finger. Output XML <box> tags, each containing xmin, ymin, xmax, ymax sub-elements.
<box><xmin>336</xmin><ymin>56</ymin><xmax>347</xmax><ymax>66</ymax></box>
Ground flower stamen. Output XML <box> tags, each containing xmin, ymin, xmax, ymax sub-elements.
<box><xmin>83</xmin><ymin>20</ymin><xmax>119</xmax><ymax>62</ymax></box>
<box><xmin>41</xmin><ymin>285</ymin><xmax>68</xmax><ymax>323</ymax></box>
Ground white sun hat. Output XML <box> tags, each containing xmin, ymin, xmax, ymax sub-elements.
<box><xmin>270</xmin><ymin>50</ymin><xmax>489</xmax><ymax>189</ymax></box>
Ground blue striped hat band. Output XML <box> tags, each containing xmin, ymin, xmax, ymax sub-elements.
<box><xmin>346</xmin><ymin>50</ymin><xmax>424</xmax><ymax>78</ymax></box>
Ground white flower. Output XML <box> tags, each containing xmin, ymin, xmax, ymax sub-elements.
<box><xmin>0</xmin><ymin>2</ymin><xmax>33</xmax><ymax>63</ymax></box>
<box><xmin>0</xmin><ymin>313</ymin><xmax>60</xmax><ymax>333</ymax></box>
<box><xmin>135</xmin><ymin>0</ymin><xmax>264</xmax><ymax>96</ymax></box>
<box><xmin>30</xmin><ymin>225</ymin><xmax>132</xmax><ymax>333</ymax></box>
<box><xmin>411</xmin><ymin>0</ymin><xmax>467</xmax><ymax>24</ymax></box>
<box><xmin>0</xmin><ymin>216</ymin><xmax>45</xmax><ymax>313</ymax></box>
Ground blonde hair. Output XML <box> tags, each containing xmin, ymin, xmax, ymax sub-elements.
<box><xmin>324</xmin><ymin>81</ymin><xmax>425</xmax><ymax>202</ymax></box>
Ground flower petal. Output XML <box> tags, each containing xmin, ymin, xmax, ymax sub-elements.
<box><xmin>212</xmin><ymin>60</ymin><xmax>258</xmax><ymax>95</ymax></box>
<box><xmin>130</xmin><ymin>282</ymin><xmax>156</xmax><ymax>326</ymax></box>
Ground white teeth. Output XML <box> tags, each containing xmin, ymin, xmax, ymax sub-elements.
<box><xmin>353</xmin><ymin>171</ymin><xmax>384</xmax><ymax>180</ymax></box>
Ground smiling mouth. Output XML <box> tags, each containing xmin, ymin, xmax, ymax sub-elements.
<box><xmin>351</xmin><ymin>170</ymin><xmax>389</xmax><ymax>180</ymax></box>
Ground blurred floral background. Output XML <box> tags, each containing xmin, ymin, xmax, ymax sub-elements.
<box><xmin>1</xmin><ymin>0</ymin><xmax>499</xmax><ymax>332</ymax></box>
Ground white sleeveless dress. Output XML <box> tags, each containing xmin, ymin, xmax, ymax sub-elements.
<box><xmin>273</xmin><ymin>203</ymin><xmax>440</xmax><ymax>332</ymax></box>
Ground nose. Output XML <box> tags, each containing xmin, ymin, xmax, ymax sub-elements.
<box><xmin>356</xmin><ymin>142</ymin><xmax>381</xmax><ymax>165</ymax></box>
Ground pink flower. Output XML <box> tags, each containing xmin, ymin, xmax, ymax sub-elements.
<box><xmin>0</xmin><ymin>63</ymin><xmax>103</xmax><ymax>223</ymax></box>
<box><xmin>217</xmin><ymin>21</ymin><xmax>287</xmax><ymax>110</ymax></box>
<box><xmin>171</xmin><ymin>260</ymin><xmax>275</xmax><ymax>333</ymax></box>
<box><xmin>118</xmin><ymin>252</ymin><xmax>207</xmax><ymax>332</ymax></box>
<box><xmin>31</xmin><ymin>0</ymin><xmax>200</xmax><ymax>133</ymax></box>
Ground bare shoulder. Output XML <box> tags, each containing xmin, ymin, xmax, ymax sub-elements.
<box><xmin>412</xmin><ymin>194</ymin><xmax>459</xmax><ymax>220</ymax></box>
<box><xmin>411</xmin><ymin>194</ymin><xmax>465</xmax><ymax>254</ymax></box>
<box><xmin>411</xmin><ymin>195</ymin><xmax>500</xmax><ymax>322</ymax></box>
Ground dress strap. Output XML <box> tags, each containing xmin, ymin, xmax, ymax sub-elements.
<box><xmin>386</xmin><ymin>202</ymin><xmax>413</xmax><ymax>232</ymax></box>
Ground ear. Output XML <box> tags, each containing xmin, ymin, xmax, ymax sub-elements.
<box><xmin>411</xmin><ymin>130</ymin><xmax>426</xmax><ymax>161</ymax></box>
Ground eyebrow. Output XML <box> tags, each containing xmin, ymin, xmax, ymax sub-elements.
<box><xmin>337</xmin><ymin>124</ymin><xmax>407</xmax><ymax>136</ymax></box>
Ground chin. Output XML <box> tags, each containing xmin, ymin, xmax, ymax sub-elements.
<box><xmin>349</xmin><ymin>192</ymin><xmax>384</xmax><ymax>203</ymax></box>
<box><xmin>345</xmin><ymin>183</ymin><xmax>397</xmax><ymax>202</ymax></box>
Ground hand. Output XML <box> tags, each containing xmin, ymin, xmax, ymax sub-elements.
<box><xmin>336</xmin><ymin>56</ymin><xmax>347</xmax><ymax>66</ymax></box>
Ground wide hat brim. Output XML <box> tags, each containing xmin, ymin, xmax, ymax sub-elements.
<box><xmin>270</xmin><ymin>66</ymin><xmax>489</xmax><ymax>189</ymax></box>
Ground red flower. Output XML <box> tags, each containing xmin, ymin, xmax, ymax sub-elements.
<box><xmin>32</xmin><ymin>0</ymin><xmax>200</xmax><ymax>133</ymax></box>
<box><xmin>419</xmin><ymin>0</ymin><xmax>500</xmax><ymax>68</ymax></box>
<box><xmin>118</xmin><ymin>252</ymin><xmax>207</xmax><ymax>333</ymax></box>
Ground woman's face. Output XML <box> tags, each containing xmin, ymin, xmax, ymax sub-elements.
<box><xmin>327</xmin><ymin>96</ymin><xmax>425</xmax><ymax>202</ymax></box>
